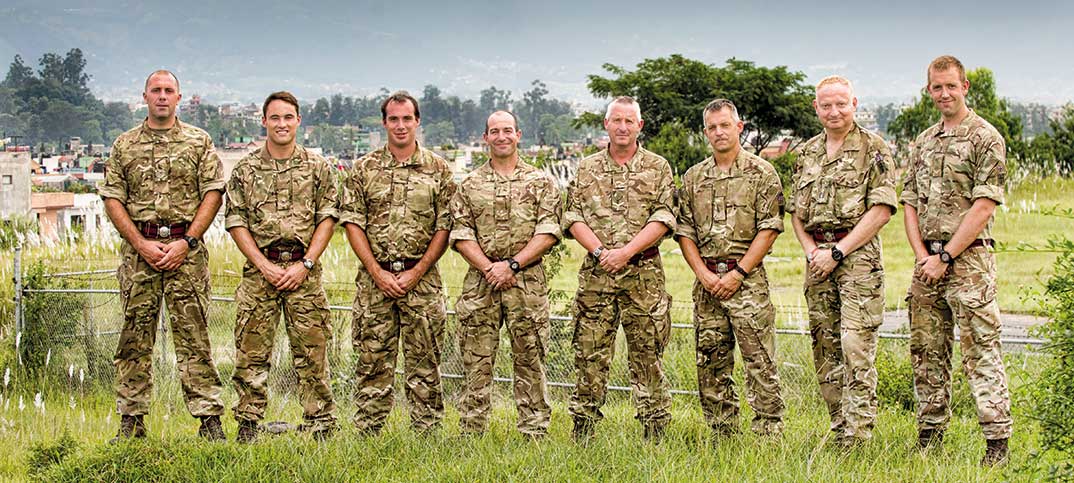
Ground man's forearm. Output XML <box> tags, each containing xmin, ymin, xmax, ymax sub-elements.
<box><xmin>567</xmin><ymin>222</ymin><xmax>603</xmax><ymax>253</ymax></box>
<box><xmin>513</xmin><ymin>234</ymin><xmax>557</xmax><ymax>267</ymax></box>
<box><xmin>946</xmin><ymin>198</ymin><xmax>997</xmax><ymax>257</ymax></box>
<box><xmin>903</xmin><ymin>204</ymin><xmax>929</xmax><ymax>260</ymax></box>
<box><xmin>343</xmin><ymin>223</ymin><xmax>382</xmax><ymax>273</ymax></box>
<box><xmin>228</xmin><ymin>226</ymin><xmax>271</xmax><ymax>270</ymax></box>
<box><xmin>790</xmin><ymin>214</ymin><xmax>817</xmax><ymax>256</ymax></box>
<box><xmin>455</xmin><ymin>239</ymin><xmax>492</xmax><ymax>272</ymax></box>
<box><xmin>104</xmin><ymin>198</ymin><xmax>145</xmax><ymax>247</ymax></box>
<box><xmin>837</xmin><ymin>204</ymin><xmax>893</xmax><ymax>255</ymax></box>
<box><xmin>677</xmin><ymin>237</ymin><xmax>710</xmax><ymax>279</ymax></box>
<box><xmin>414</xmin><ymin>230</ymin><xmax>449</xmax><ymax>276</ymax></box>
<box><xmin>623</xmin><ymin>221</ymin><xmax>669</xmax><ymax>256</ymax></box>
<box><xmin>187</xmin><ymin>190</ymin><xmax>223</xmax><ymax>239</ymax></box>
<box><xmin>305</xmin><ymin>218</ymin><xmax>336</xmax><ymax>262</ymax></box>
<box><xmin>740</xmin><ymin>229</ymin><xmax>778</xmax><ymax>273</ymax></box>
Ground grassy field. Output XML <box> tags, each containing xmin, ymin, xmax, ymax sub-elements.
<box><xmin>0</xmin><ymin>176</ymin><xmax>1071</xmax><ymax>481</ymax></box>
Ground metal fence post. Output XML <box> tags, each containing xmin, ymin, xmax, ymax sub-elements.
<box><xmin>13</xmin><ymin>242</ymin><xmax>22</xmax><ymax>334</ymax></box>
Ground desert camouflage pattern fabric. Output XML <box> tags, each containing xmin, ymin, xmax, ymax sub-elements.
<box><xmin>899</xmin><ymin>110</ymin><xmax>1006</xmax><ymax>239</ymax></box>
<box><xmin>562</xmin><ymin>146</ymin><xmax>676</xmax><ymax>429</ymax></box>
<box><xmin>100</xmin><ymin>119</ymin><xmax>225</xmax><ymax>223</ymax></box>
<box><xmin>692</xmin><ymin>267</ymin><xmax>784</xmax><ymax>434</ymax></box>
<box><xmin>224</xmin><ymin>145</ymin><xmax>339</xmax><ymax>248</ymax></box>
<box><xmin>339</xmin><ymin>144</ymin><xmax>455</xmax><ymax>260</ymax></box>
<box><xmin>789</xmin><ymin>123</ymin><xmax>897</xmax><ymax>230</ymax></box>
<box><xmin>114</xmin><ymin>236</ymin><xmax>224</xmax><ymax>417</ymax></box>
<box><xmin>104</xmin><ymin>119</ymin><xmax>226</xmax><ymax>418</ymax></box>
<box><xmin>902</xmin><ymin>111</ymin><xmax>1011</xmax><ymax>441</ymax></box>
<box><xmin>450</xmin><ymin>159</ymin><xmax>561</xmax><ymax>435</ymax></box>
<box><xmin>677</xmin><ymin>149</ymin><xmax>785</xmax><ymax>435</ymax></box>
<box><xmin>676</xmin><ymin>149</ymin><xmax>784</xmax><ymax>259</ymax></box>
<box><xmin>226</xmin><ymin>144</ymin><xmax>339</xmax><ymax>431</ymax></box>
<box><xmin>805</xmin><ymin>238</ymin><xmax>886</xmax><ymax>439</ymax></box>
<box><xmin>341</xmin><ymin>144</ymin><xmax>455</xmax><ymax>432</ymax></box>
<box><xmin>792</xmin><ymin>124</ymin><xmax>897</xmax><ymax>440</ymax></box>
<box><xmin>231</xmin><ymin>263</ymin><xmax>337</xmax><ymax>431</ymax></box>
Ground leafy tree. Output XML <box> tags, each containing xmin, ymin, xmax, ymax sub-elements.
<box><xmin>642</xmin><ymin>121</ymin><xmax>709</xmax><ymax>175</ymax></box>
<box><xmin>2</xmin><ymin>54</ymin><xmax>33</xmax><ymax>88</ymax></box>
<box><xmin>582</xmin><ymin>55</ymin><xmax>818</xmax><ymax>169</ymax></box>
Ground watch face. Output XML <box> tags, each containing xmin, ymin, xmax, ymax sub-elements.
<box><xmin>510</xmin><ymin>260</ymin><xmax>521</xmax><ymax>271</ymax></box>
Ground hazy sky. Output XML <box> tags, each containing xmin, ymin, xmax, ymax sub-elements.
<box><xmin>1</xmin><ymin>0</ymin><xmax>1071</xmax><ymax>106</ymax></box>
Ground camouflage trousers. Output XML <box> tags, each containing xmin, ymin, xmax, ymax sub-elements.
<box><xmin>232</xmin><ymin>263</ymin><xmax>337</xmax><ymax>431</ymax></box>
<box><xmin>455</xmin><ymin>266</ymin><xmax>551</xmax><ymax>436</ymax></box>
<box><xmin>569</xmin><ymin>258</ymin><xmax>672</xmax><ymax>429</ymax></box>
<box><xmin>805</xmin><ymin>238</ymin><xmax>885</xmax><ymax>439</ymax></box>
<box><xmin>114</xmin><ymin>241</ymin><xmax>224</xmax><ymax>417</ymax></box>
<box><xmin>352</xmin><ymin>266</ymin><xmax>447</xmax><ymax>432</ymax></box>
<box><xmin>907</xmin><ymin>246</ymin><xmax>1012</xmax><ymax>440</ymax></box>
<box><xmin>695</xmin><ymin>266</ymin><xmax>784</xmax><ymax>435</ymax></box>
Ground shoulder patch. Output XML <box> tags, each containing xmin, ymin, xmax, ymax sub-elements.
<box><xmin>874</xmin><ymin>151</ymin><xmax>888</xmax><ymax>174</ymax></box>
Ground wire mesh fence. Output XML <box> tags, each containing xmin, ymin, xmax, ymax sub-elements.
<box><xmin>14</xmin><ymin>263</ymin><xmax>1045</xmax><ymax>411</ymax></box>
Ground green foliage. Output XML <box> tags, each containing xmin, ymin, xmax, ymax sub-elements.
<box><xmin>19</xmin><ymin>262</ymin><xmax>83</xmax><ymax>378</ymax></box>
<box><xmin>769</xmin><ymin>152</ymin><xmax>797</xmax><ymax>197</ymax></box>
<box><xmin>1021</xmin><ymin>105</ymin><xmax>1074</xmax><ymax>177</ymax></box>
<box><xmin>1026</xmin><ymin>236</ymin><xmax>1074</xmax><ymax>471</ymax></box>
<box><xmin>644</xmin><ymin>121</ymin><xmax>710</xmax><ymax>175</ymax></box>
<box><xmin>583</xmin><ymin>55</ymin><xmax>818</xmax><ymax>168</ymax></box>
<box><xmin>875</xmin><ymin>342</ymin><xmax>915</xmax><ymax>411</ymax></box>
<box><xmin>27</xmin><ymin>429</ymin><xmax>79</xmax><ymax>478</ymax></box>
<box><xmin>1</xmin><ymin>49</ymin><xmax>133</xmax><ymax>146</ymax></box>
<box><xmin>0</xmin><ymin>216</ymin><xmax>38</xmax><ymax>250</ymax></box>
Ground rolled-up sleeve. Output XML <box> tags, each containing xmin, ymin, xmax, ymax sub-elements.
<box><xmin>534</xmin><ymin>175</ymin><xmax>562</xmax><ymax>240</ymax></box>
<box><xmin>755</xmin><ymin>167</ymin><xmax>785</xmax><ymax>233</ymax></box>
<box><xmin>99</xmin><ymin>139</ymin><xmax>128</xmax><ymax>202</ymax></box>
<box><xmin>223</xmin><ymin>164</ymin><xmax>248</xmax><ymax>230</ymax></box>
<box><xmin>198</xmin><ymin>137</ymin><xmax>226</xmax><ymax>197</ymax></box>
<box><xmin>971</xmin><ymin>134</ymin><xmax>1007</xmax><ymax>205</ymax></box>
<box><xmin>338</xmin><ymin>165</ymin><xmax>367</xmax><ymax>228</ymax></box>
<box><xmin>314</xmin><ymin>161</ymin><xmax>340</xmax><ymax>225</ymax></box>
<box><xmin>865</xmin><ymin>145</ymin><xmax>898</xmax><ymax>212</ymax></box>
<box><xmin>448</xmin><ymin>184</ymin><xmax>477</xmax><ymax>249</ymax></box>
<box><xmin>674</xmin><ymin>176</ymin><xmax>698</xmax><ymax>243</ymax></box>
<box><xmin>646</xmin><ymin>161</ymin><xmax>677</xmax><ymax>235</ymax></box>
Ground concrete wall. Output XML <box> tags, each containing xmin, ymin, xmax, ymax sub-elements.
<box><xmin>0</xmin><ymin>151</ymin><xmax>32</xmax><ymax>219</ymax></box>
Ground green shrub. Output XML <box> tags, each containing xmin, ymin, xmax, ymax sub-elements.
<box><xmin>27</xmin><ymin>429</ymin><xmax>79</xmax><ymax>478</ymax></box>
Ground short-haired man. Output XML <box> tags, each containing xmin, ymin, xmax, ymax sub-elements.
<box><xmin>100</xmin><ymin>70</ymin><xmax>226</xmax><ymax>441</ymax></box>
<box><xmin>563</xmin><ymin>96</ymin><xmax>676</xmax><ymax>442</ymax></box>
<box><xmin>789</xmin><ymin>76</ymin><xmax>897</xmax><ymax>447</ymax></box>
<box><xmin>677</xmin><ymin>99</ymin><xmax>786</xmax><ymax>439</ymax></box>
<box><xmin>451</xmin><ymin>111</ymin><xmax>561</xmax><ymax>438</ymax></box>
<box><xmin>226</xmin><ymin>91</ymin><xmax>339</xmax><ymax>443</ymax></box>
<box><xmin>901</xmin><ymin>55</ymin><xmax>1012</xmax><ymax>466</ymax></box>
<box><xmin>341</xmin><ymin>91</ymin><xmax>456</xmax><ymax>433</ymax></box>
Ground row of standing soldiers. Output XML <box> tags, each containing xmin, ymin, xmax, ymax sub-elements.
<box><xmin>101</xmin><ymin>55</ymin><xmax>1010</xmax><ymax>466</ymax></box>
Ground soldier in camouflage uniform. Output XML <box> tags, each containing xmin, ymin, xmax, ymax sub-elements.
<box><xmin>340</xmin><ymin>91</ymin><xmax>456</xmax><ymax>433</ymax></box>
<box><xmin>100</xmin><ymin>70</ymin><xmax>226</xmax><ymax>441</ymax></box>
<box><xmin>788</xmin><ymin>76</ymin><xmax>897</xmax><ymax>446</ymax></box>
<box><xmin>563</xmin><ymin>96</ymin><xmax>676</xmax><ymax>442</ymax></box>
<box><xmin>901</xmin><ymin>55</ymin><xmax>1012</xmax><ymax>466</ymax></box>
<box><xmin>677</xmin><ymin>99</ymin><xmax>786</xmax><ymax>438</ymax></box>
<box><xmin>451</xmin><ymin>111</ymin><xmax>560</xmax><ymax>437</ymax></box>
<box><xmin>225</xmin><ymin>92</ymin><xmax>339</xmax><ymax>443</ymax></box>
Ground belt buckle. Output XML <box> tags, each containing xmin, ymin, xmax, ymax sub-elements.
<box><xmin>823</xmin><ymin>231</ymin><xmax>834</xmax><ymax>242</ymax></box>
<box><xmin>391</xmin><ymin>261</ymin><xmax>404</xmax><ymax>272</ymax></box>
<box><xmin>717</xmin><ymin>262</ymin><xmax>728</xmax><ymax>274</ymax></box>
<box><xmin>930</xmin><ymin>241</ymin><xmax>942</xmax><ymax>254</ymax></box>
<box><xmin>158</xmin><ymin>225</ymin><xmax>171</xmax><ymax>238</ymax></box>
<box><xmin>279</xmin><ymin>251</ymin><xmax>292</xmax><ymax>262</ymax></box>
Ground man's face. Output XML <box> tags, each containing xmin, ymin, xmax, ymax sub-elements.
<box><xmin>262</xmin><ymin>100</ymin><xmax>301</xmax><ymax>148</ymax></box>
<box><xmin>813</xmin><ymin>83</ymin><xmax>857</xmax><ymax>132</ymax></box>
<box><xmin>603</xmin><ymin>103</ymin><xmax>644</xmax><ymax>149</ymax></box>
<box><xmin>382</xmin><ymin>100</ymin><xmax>420</xmax><ymax>149</ymax></box>
<box><xmin>142</xmin><ymin>73</ymin><xmax>181</xmax><ymax>122</ymax></box>
<box><xmin>703</xmin><ymin>107</ymin><xmax>743</xmax><ymax>155</ymax></box>
<box><xmin>483</xmin><ymin>112</ymin><xmax>521</xmax><ymax>159</ymax></box>
<box><xmin>927</xmin><ymin>67</ymin><xmax>970</xmax><ymax>118</ymax></box>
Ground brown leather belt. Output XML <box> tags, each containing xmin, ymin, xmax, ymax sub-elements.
<box><xmin>811</xmin><ymin>228</ymin><xmax>850</xmax><ymax>243</ymax></box>
<box><xmin>379</xmin><ymin>258</ymin><xmax>420</xmax><ymax>273</ymax></box>
<box><xmin>264</xmin><ymin>245</ymin><xmax>305</xmax><ymax>262</ymax></box>
<box><xmin>137</xmin><ymin>221</ymin><xmax>188</xmax><ymax>239</ymax></box>
<box><xmin>629</xmin><ymin>246</ymin><xmax>660</xmax><ymax>266</ymax></box>
<box><xmin>924</xmin><ymin>238</ymin><xmax>994</xmax><ymax>255</ymax></box>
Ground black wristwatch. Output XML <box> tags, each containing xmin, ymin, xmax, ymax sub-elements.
<box><xmin>508</xmin><ymin>258</ymin><xmax>522</xmax><ymax>273</ymax></box>
<box><xmin>590</xmin><ymin>246</ymin><xmax>605</xmax><ymax>260</ymax></box>
<box><xmin>938</xmin><ymin>249</ymin><xmax>953</xmax><ymax>264</ymax></box>
<box><xmin>183</xmin><ymin>235</ymin><xmax>199</xmax><ymax>250</ymax></box>
<box><xmin>830</xmin><ymin>246</ymin><xmax>845</xmax><ymax>262</ymax></box>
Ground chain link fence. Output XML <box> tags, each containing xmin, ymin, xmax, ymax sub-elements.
<box><xmin>13</xmin><ymin>255</ymin><xmax>1045</xmax><ymax>412</ymax></box>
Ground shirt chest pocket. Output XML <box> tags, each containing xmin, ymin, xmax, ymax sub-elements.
<box><xmin>728</xmin><ymin>183</ymin><xmax>756</xmax><ymax>241</ymax></box>
<box><xmin>832</xmin><ymin>164</ymin><xmax>868</xmax><ymax>219</ymax></box>
<box><xmin>404</xmin><ymin>173</ymin><xmax>437</xmax><ymax>221</ymax></box>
